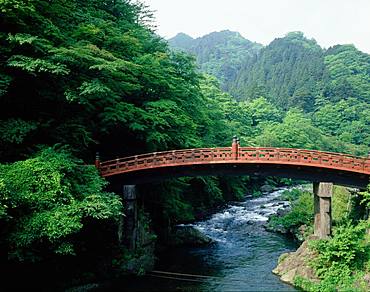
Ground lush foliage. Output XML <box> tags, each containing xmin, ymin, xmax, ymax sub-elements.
<box><xmin>232</xmin><ymin>32</ymin><xmax>325</xmax><ymax>111</ymax></box>
<box><xmin>171</xmin><ymin>30</ymin><xmax>370</xmax><ymax>155</ymax></box>
<box><xmin>0</xmin><ymin>0</ymin><xmax>256</xmax><ymax>266</ymax></box>
<box><xmin>280</xmin><ymin>188</ymin><xmax>303</xmax><ymax>202</ymax></box>
<box><xmin>268</xmin><ymin>186</ymin><xmax>357</xmax><ymax>240</ymax></box>
<box><xmin>332</xmin><ymin>186</ymin><xmax>352</xmax><ymax>224</ymax></box>
<box><xmin>268</xmin><ymin>190</ymin><xmax>313</xmax><ymax>233</ymax></box>
<box><xmin>169</xmin><ymin>30</ymin><xmax>262</xmax><ymax>91</ymax></box>
<box><xmin>0</xmin><ymin>147</ymin><xmax>122</xmax><ymax>261</ymax></box>
<box><xmin>359</xmin><ymin>185</ymin><xmax>370</xmax><ymax>209</ymax></box>
<box><xmin>295</xmin><ymin>221</ymin><xmax>370</xmax><ymax>291</ymax></box>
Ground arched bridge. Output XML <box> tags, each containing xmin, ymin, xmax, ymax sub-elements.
<box><xmin>97</xmin><ymin>140</ymin><xmax>370</xmax><ymax>243</ymax></box>
<box><xmin>97</xmin><ymin>146</ymin><xmax>370</xmax><ymax>188</ymax></box>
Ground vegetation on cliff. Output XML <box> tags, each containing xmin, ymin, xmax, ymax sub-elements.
<box><xmin>271</xmin><ymin>186</ymin><xmax>370</xmax><ymax>291</ymax></box>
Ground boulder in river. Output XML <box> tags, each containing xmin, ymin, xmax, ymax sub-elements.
<box><xmin>168</xmin><ymin>225</ymin><xmax>213</xmax><ymax>247</ymax></box>
<box><xmin>272</xmin><ymin>238</ymin><xmax>320</xmax><ymax>285</ymax></box>
<box><xmin>276</xmin><ymin>207</ymin><xmax>291</xmax><ymax>217</ymax></box>
<box><xmin>261</xmin><ymin>184</ymin><xmax>274</xmax><ymax>193</ymax></box>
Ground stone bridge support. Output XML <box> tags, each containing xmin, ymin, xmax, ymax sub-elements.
<box><xmin>120</xmin><ymin>185</ymin><xmax>137</xmax><ymax>250</ymax></box>
<box><xmin>313</xmin><ymin>182</ymin><xmax>333</xmax><ymax>238</ymax></box>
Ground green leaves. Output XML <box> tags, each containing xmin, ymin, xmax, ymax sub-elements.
<box><xmin>169</xmin><ymin>30</ymin><xmax>262</xmax><ymax>90</ymax></box>
<box><xmin>255</xmin><ymin>109</ymin><xmax>321</xmax><ymax>149</ymax></box>
<box><xmin>144</xmin><ymin>99</ymin><xmax>198</xmax><ymax>149</ymax></box>
<box><xmin>0</xmin><ymin>118</ymin><xmax>38</xmax><ymax>144</ymax></box>
<box><xmin>7</xmin><ymin>33</ymin><xmax>39</xmax><ymax>45</ymax></box>
<box><xmin>0</xmin><ymin>147</ymin><xmax>122</xmax><ymax>261</ymax></box>
<box><xmin>8</xmin><ymin>55</ymin><xmax>70</xmax><ymax>75</ymax></box>
<box><xmin>230</xmin><ymin>31</ymin><xmax>324</xmax><ymax>111</ymax></box>
<box><xmin>324</xmin><ymin>45</ymin><xmax>370</xmax><ymax>102</ymax></box>
<box><xmin>0</xmin><ymin>0</ymin><xmax>35</xmax><ymax>13</ymax></box>
<box><xmin>313</xmin><ymin>98</ymin><xmax>370</xmax><ymax>148</ymax></box>
<box><xmin>0</xmin><ymin>73</ymin><xmax>12</xmax><ymax>97</ymax></box>
<box><xmin>305</xmin><ymin>221</ymin><xmax>370</xmax><ymax>291</ymax></box>
<box><xmin>268</xmin><ymin>191</ymin><xmax>314</xmax><ymax>231</ymax></box>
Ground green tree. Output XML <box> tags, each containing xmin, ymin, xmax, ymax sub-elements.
<box><xmin>0</xmin><ymin>147</ymin><xmax>122</xmax><ymax>261</ymax></box>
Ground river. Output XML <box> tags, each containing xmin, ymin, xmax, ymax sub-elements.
<box><xmin>98</xmin><ymin>188</ymin><xmax>298</xmax><ymax>291</ymax></box>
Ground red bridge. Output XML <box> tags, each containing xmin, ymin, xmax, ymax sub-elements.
<box><xmin>97</xmin><ymin>141</ymin><xmax>370</xmax><ymax>188</ymax></box>
<box><xmin>98</xmin><ymin>139</ymin><xmax>370</xmax><ymax>240</ymax></box>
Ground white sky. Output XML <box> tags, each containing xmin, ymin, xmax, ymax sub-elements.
<box><xmin>143</xmin><ymin>0</ymin><xmax>370</xmax><ymax>53</ymax></box>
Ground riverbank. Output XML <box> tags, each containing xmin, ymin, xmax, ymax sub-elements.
<box><xmin>271</xmin><ymin>186</ymin><xmax>370</xmax><ymax>291</ymax></box>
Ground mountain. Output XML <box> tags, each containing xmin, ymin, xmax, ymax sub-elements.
<box><xmin>168</xmin><ymin>30</ymin><xmax>262</xmax><ymax>91</ymax></box>
<box><xmin>170</xmin><ymin>31</ymin><xmax>370</xmax><ymax>115</ymax></box>
<box><xmin>168</xmin><ymin>32</ymin><xmax>194</xmax><ymax>50</ymax></box>
<box><xmin>322</xmin><ymin>44</ymin><xmax>370</xmax><ymax>104</ymax></box>
<box><xmin>230</xmin><ymin>32</ymin><xmax>326</xmax><ymax>111</ymax></box>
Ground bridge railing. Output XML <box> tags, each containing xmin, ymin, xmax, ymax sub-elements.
<box><xmin>99</xmin><ymin>147</ymin><xmax>370</xmax><ymax>176</ymax></box>
<box><xmin>238</xmin><ymin>147</ymin><xmax>370</xmax><ymax>172</ymax></box>
<box><xmin>99</xmin><ymin>147</ymin><xmax>233</xmax><ymax>174</ymax></box>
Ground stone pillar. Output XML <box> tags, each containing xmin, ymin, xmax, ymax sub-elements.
<box><xmin>313</xmin><ymin>182</ymin><xmax>333</xmax><ymax>238</ymax></box>
<box><xmin>122</xmin><ymin>185</ymin><xmax>137</xmax><ymax>250</ymax></box>
<box><xmin>232</xmin><ymin>136</ymin><xmax>239</xmax><ymax>160</ymax></box>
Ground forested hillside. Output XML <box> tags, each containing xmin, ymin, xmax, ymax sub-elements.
<box><xmin>169</xmin><ymin>31</ymin><xmax>370</xmax><ymax>153</ymax></box>
<box><xmin>231</xmin><ymin>32</ymin><xmax>325</xmax><ymax>111</ymax></box>
<box><xmin>169</xmin><ymin>30</ymin><xmax>262</xmax><ymax>91</ymax></box>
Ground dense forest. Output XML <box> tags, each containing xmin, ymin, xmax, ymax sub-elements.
<box><xmin>0</xmin><ymin>0</ymin><xmax>369</xmax><ymax>290</ymax></box>
<box><xmin>169</xmin><ymin>30</ymin><xmax>262</xmax><ymax>91</ymax></box>
<box><xmin>170</xmin><ymin>31</ymin><xmax>370</xmax><ymax>154</ymax></box>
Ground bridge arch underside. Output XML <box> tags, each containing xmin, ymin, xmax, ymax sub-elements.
<box><xmin>106</xmin><ymin>162</ymin><xmax>369</xmax><ymax>189</ymax></box>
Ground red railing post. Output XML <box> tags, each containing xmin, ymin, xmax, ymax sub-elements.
<box><xmin>95</xmin><ymin>152</ymin><xmax>101</xmax><ymax>169</ymax></box>
<box><xmin>232</xmin><ymin>136</ymin><xmax>238</xmax><ymax>160</ymax></box>
<box><xmin>153</xmin><ymin>152</ymin><xmax>157</xmax><ymax>165</ymax></box>
<box><xmin>237</xmin><ymin>137</ymin><xmax>240</xmax><ymax>159</ymax></box>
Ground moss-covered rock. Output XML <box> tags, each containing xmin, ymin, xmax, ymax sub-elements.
<box><xmin>168</xmin><ymin>225</ymin><xmax>213</xmax><ymax>247</ymax></box>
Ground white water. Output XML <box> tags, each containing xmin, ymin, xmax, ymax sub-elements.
<box><xmin>191</xmin><ymin>188</ymin><xmax>292</xmax><ymax>243</ymax></box>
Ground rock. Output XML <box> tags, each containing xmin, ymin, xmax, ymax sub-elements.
<box><xmin>276</xmin><ymin>207</ymin><xmax>290</xmax><ymax>217</ymax></box>
<box><xmin>280</xmin><ymin>268</ymin><xmax>297</xmax><ymax>283</ymax></box>
<box><xmin>273</xmin><ymin>238</ymin><xmax>320</xmax><ymax>286</ymax></box>
<box><xmin>261</xmin><ymin>184</ymin><xmax>274</xmax><ymax>193</ymax></box>
<box><xmin>363</xmin><ymin>273</ymin><xmax>370</xmax><ymax>286</ymax></box>
<box><xmin>277</xmin><ymin>252</ymin><xmax>290</xmax><ymax>264</ymax></box>
<box><xmin>168</xmin><ymin>226</ymin><xmax>213</xmax><ymax>247</ymax></box>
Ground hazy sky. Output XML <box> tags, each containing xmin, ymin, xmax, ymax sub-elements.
<box><xmin>143</xmin><ymin>0</ymin><xmax>370</xmax><ymax>53</ymax></box>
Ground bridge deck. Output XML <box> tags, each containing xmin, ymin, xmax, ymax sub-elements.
<box><xmin>99</xmin><ymin>147</ymin><xmax>370</xmax><ymax>179</ymax></box>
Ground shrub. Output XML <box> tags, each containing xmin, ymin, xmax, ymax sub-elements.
<box><xmin>280</xmin><ymin>188</ymin><xmax>302</xmax><ymax>201</ymax></box>
<box><xmin>0</xmin><ymin>146</ymin><xmax>122</xmax><ymax>261</ymax></box>
<box><xmin>269</xmin><ymin>191</ymin><xmax>313</xmax><ymax>231</ymax></box>
<box><xmin>298</xmin><ymin>221</ymin><xmax>370</xmax><ymax>291</ymax></box>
